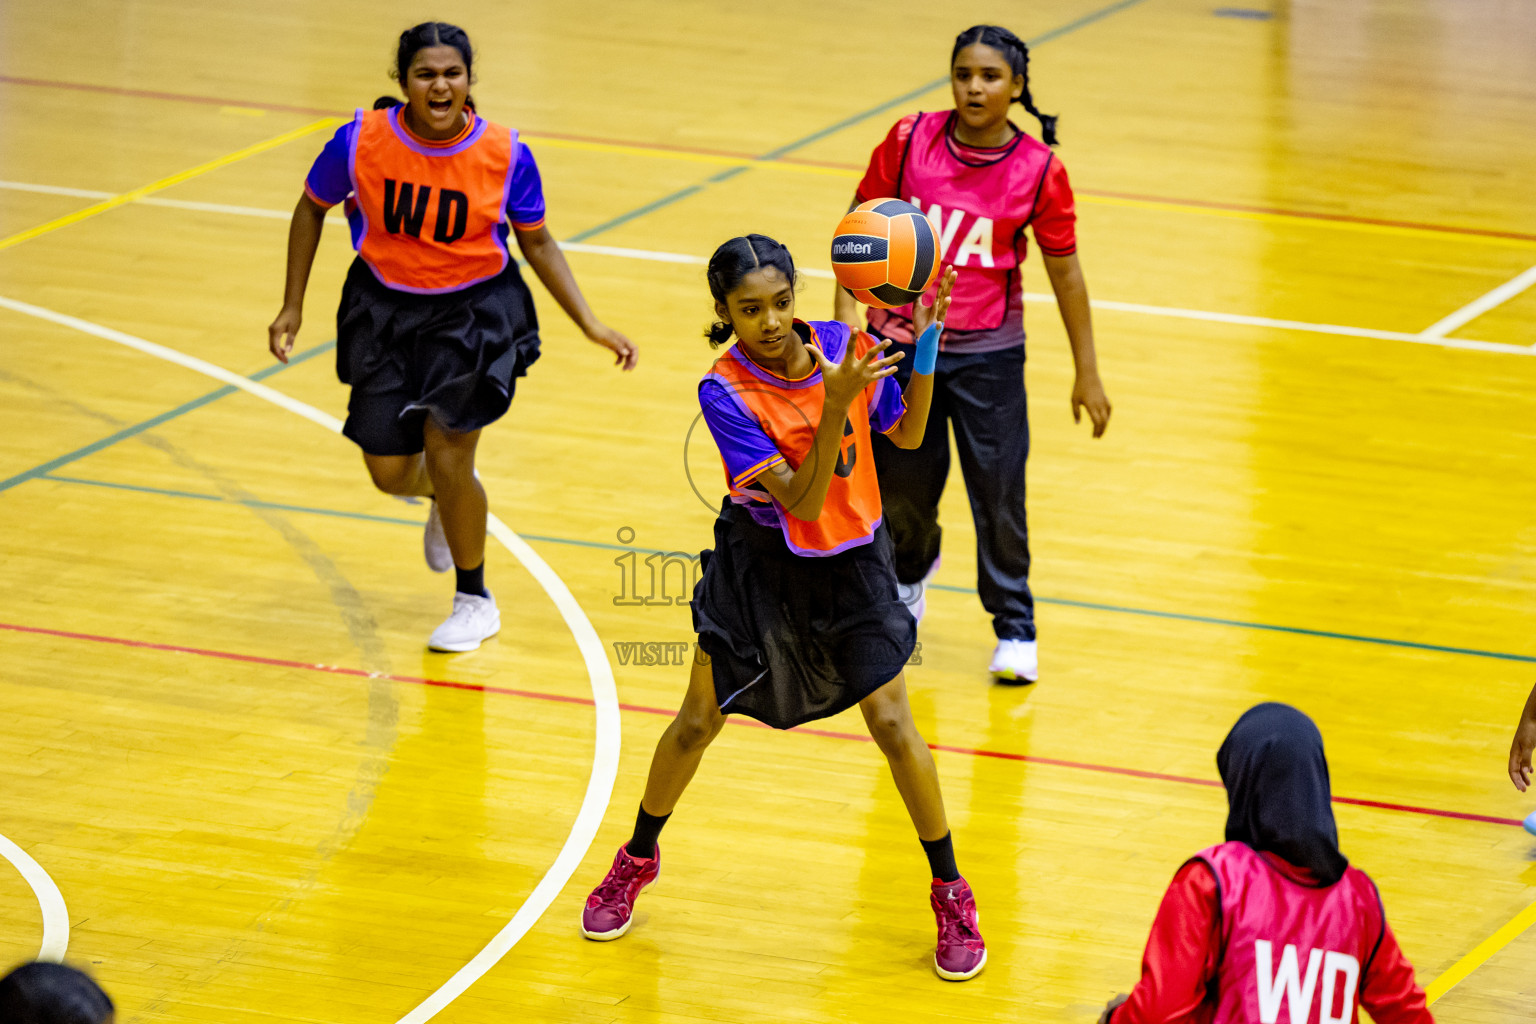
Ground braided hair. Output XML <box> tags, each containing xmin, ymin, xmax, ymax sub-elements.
<box><xmin>375</xmin><ymin>22</ymin><xmax>477</xmax><ymax>112</ymax></box>
<box><xmin>705</xmin><ymin>234</ymin><xmax>798</xmax><ymax>347</ymax></box>
<box><xmin>951</xmin><ymin>25</ymin><xmax>1058</xmax><ymax>146</ymax></box>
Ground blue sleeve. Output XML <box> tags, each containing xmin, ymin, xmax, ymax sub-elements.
<box><xmin>860</xmin><ymin>331</ymin><xmax>907</xmax><ymax>433</ymax></box>
<box><xmin>867</xmin><ymin>373</ymin><xmax>908</xmax><ymax>434</ymax></box>
<box><xmin>304</xmin><ymin>119</ymin><xmax>356</xmax><ymax>208</ymax></box>
<box><xmin>699</xmin><ymin>377</ymin><xmax>785</xmax><ymax>488</ymax></box>
<box><xmin>506</xmin><ymin>141</ymin><xmax>547</xmax><ymax>229</ymax></box>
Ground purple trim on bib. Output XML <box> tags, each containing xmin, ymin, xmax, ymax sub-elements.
<box><xmin>386</xmin><ymin>106</ymin><xmax>489</xmax><ymax>157</ymax></box>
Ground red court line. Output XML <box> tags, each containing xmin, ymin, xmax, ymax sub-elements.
<box><xmin>1079</xmin><ymin>188</ymin><xmax>1536</xmax><ymax>244</ymax></box>
<box><xmin>0</xmin><ymin>619</ymin><xmax>1523</xmax><ymax>829</ymax></box>
<box><xmin>0</xmin><ymin>75</ymin><xmax>340</xmax><ymax>117</ymax></box>
<box><xmin>8</xmin><ymin>73</ymin><xmax>1533</xmax><ymax>246</ymax></box>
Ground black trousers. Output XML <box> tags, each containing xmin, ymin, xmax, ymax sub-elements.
<box><xmin>870</xmin><ymin>338</ymin><xmax>1035</xmax><ymax>641</ymax></box>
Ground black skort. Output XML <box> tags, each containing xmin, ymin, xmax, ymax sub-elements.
<box><xmin>691</xmin><ymin>500</ymin><xmax>917</xmax><ymax>730</ymax></box>
<box><xmin>335</xmin><ymin>257</ymin><xmax>542</xmax><ymax>456</ymax></box>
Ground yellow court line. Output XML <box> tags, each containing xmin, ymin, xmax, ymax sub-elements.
<box><xmin>1425</xmin><ymin>895</ymin><xmax>1536</xmax><ymax>1005</ymax></box>
<box><xmin>0</xmin><ymin>116</ymin><xmax>344</xmax><ymax>253</ymax></box>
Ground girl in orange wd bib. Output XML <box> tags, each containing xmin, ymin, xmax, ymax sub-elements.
<box><xmin>267</xmin><ymin>22</ymin><xmax>636</xmax><ymax>652</ymax></box>
<box><xmin>579</xmin><ymin>235</ymin><xmax>988</xmax><ymax>981</ymax></box>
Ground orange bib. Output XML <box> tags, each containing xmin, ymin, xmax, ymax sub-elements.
<box><xmin>349</xmin><ymin>108</ymin><xmax>515</xmax><ymax>294</ymax></box>
<box><xmin>705</xmin><ymin>321</ymin><xmax>891</xmax><ymax>556</ymax></box>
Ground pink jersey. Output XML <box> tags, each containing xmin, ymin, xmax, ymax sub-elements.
<box><xmin>1195</xmin><ymin>842</ymin><xmax>1389</xmax><ymax>1024</ymax></box>
<box><xmin>856</xmin><ymin>111</ymin><xmax>1076</xmax><ymax>353</ymax></box>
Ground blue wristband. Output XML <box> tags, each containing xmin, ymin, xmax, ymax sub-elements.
<box><xmin>914</xmin><ymin>321</ymin><xmax>942</xmax><ymax>375</ymax></box>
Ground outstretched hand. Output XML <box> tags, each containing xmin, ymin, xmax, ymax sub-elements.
<box><xmin>587</xmin><ymin>322</ymin><xmax>639</xmax><ymax>371</ymax></box>
<box><xmin>913</xmin><ymin>266</ymin><xmax>956</xmax><ymax>339</ymax></box>
<box><xmin>810</xmin><ymin>331</ymin><xmax>902</xmax><ymax>411</ymax></box>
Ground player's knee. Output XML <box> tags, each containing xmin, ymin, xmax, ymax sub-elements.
<box><xmin>365</xmin><ymin>460</ymin><xmax>410</xmax><ymax>494</ymax></box>
<box><xmin>423</xmin><ymin>446</ymin><xmax>475</xmax><ymax>489</ymax></box>
<box><xmin>673</xmin><ymin>709</ymin><xmax>721</xmax><ymax>752</ymax></box>
<box><xmin>864</xmin><ymin>706</ymin><xmax>912</xmax><ymax>750</ymax></box>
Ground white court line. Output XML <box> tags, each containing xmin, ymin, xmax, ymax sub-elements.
<box><xmin>0</xmin><ymin>180</ymin><xmax>338</xmax><ymax>221</ymax></box>
<box><xmin>0</xmin><ymin>832</ymin><xmax>70</xmax><ymax>961</ymax></box>
<box><xmin>0</xmin><ymin>294</ymin><xmax>621</xmax><ymax>1024</ymax></box>
<box><xmin>2</xmin><ymin>178</ymin><xmax>1529</xmax><ymax>354</ymax></box>
<box><xmin>1420</xmin><ymin>263</ymin><xmax>1536</xmax><ymax>340</ymax></box>
<box><xmin>1064</xmin><ymin>296</ymin><xmax>1536</xmax><ymax>355</ymax></box>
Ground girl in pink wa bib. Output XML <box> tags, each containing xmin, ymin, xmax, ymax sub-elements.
<box><xmin>1101</xmin><ymin>704</ymin><xmax>1434</xmax><ymax>1024</ymax></box>
<box><xmin>835</xmin><ymin>24</ymin><xmax>1111</xmax><ymax>684</ymax></box>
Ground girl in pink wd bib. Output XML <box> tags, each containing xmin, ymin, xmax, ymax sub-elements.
<box><xmin>1102</xmin><ymin>704</ymin><xmax>1433</xmax><ymax>1024</ymax></box>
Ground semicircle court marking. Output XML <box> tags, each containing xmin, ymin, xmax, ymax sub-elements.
<box><xmin>0</xmin><ymin>293</ymin><xmax>620</xmax><ymax>1024</ymax></box>
<box><xmin>0</xmin><ymin>831</ymin><xmax>70</xmax><ymax>962</ymax></box>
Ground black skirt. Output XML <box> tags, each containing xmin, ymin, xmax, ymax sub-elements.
<box><xmin>335</xmin><ymin>257</ymin><xmax>541</xmax><ymax>455</ymax></box>
<box><xmin>691</xmin><ymin>500</ymin><xmax>917</xmax><ymax>730</ymax></box>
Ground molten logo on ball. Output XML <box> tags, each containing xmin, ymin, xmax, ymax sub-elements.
<box><xmin>830</xmin><ymin>198</ymin><xmax>941</xmax><ymax>309</ymax></box>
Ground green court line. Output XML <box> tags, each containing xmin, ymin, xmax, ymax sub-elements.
<box><xmin>562</xmin><ymin>0</ymin><xmax>1153</xmax><ymax>244</ymax></box>
<box><xmin>931</xmin><ymin>584</ymin><xmax>1536</xmax><ymax>663</ymax></box>
<box><xmin>35</xmin><ymin>470</ymin><xmax>1536</xmax><ymax>666</ymax></box>
<box><xmin>0</xmin><ymin>340</ymin><xmax>335</xmax><ymax>493</ymax></box>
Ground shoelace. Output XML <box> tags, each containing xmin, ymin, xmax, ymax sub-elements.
<box><xmin>935</xmin><ymin>893</ymin><xmax>982</xmax><ymax>945</ymax></box>
<box><xmin>592</xmin><ymin>858</ymin><xmax>642</xmax><ymax>905</ymax></box>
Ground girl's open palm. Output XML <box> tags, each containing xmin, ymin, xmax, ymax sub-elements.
<box><xmin>913</xmin><ymin>266</ymin><xmax>956</xmax><ymax>338</ymax></box>
<box><xmin>811</xmin><ymin>334</ymin><xmax>903</xmax><ymax>410</ymax></box>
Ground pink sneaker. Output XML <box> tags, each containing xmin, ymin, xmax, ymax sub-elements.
<box><xmin>580</xmin><ymin>844</ymin><xmax>660</xmax><ymax>940</ymax></box>
<box><xmin>930</xmin><ymin>877</ymin><xmax>987</xmax><ymax>980</ymax></box>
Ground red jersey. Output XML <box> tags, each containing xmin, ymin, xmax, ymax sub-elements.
<box><xmin>855</xmin><ymin>111</ymin><xmax>1076</xmax><ymax>353</ymax></box>
<box><xmin>1112</xmin><ymin>845</ymin><xmax>1433</xmax><ymax>1024</ymax></box>
<box><xmin>698</xmin><ymin>320</ymin><xmax>906</xmax><ymax>557</ymax></box>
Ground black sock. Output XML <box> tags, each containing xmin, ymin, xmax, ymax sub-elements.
<box><xmin>921</xmin><ymin>832</ymin><xmax>959</xmax><ymax>883</ymax></box>
<box><xmin>455</xmin><ymin>562</ymin><xmax>487</xmax><ymax>598</ymax></box>
<box><xmin>626</xmin><ymin>805</ymin><xmax>670</xmax><ymax>859</ymax></box>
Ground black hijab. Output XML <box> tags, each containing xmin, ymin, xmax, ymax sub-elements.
<box><xmin>1216</xmin><ymin>702</ymin><xmax>1349</xmax><ymax>886</ymax></box>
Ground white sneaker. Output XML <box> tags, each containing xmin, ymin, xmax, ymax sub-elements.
<box><xmin>897</xmin><ymin>557</ymin><xmax>942</xmax><ymax>624</ymax></box>
<box><xmin>989</xmin><ymin>639</ymin><xmax>1038</xmax><ymax>683</ymax></box>
<box><xmin>423</xmin><ymin>500</ymin><xmax>453</xmax><ymax>573</ymax></box>
<box><xmin>429</xmin><ymin>591</ymin><xmax>500</xmax><ymax>652</ymax></box>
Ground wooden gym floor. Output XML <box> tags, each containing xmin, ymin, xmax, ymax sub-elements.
<box><xmin>0</xmin><ymin>1</ymin><xmax>1533</xmax><ymax>1021</ymax></box>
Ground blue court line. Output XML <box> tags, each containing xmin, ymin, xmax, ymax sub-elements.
<box><xmin>0</xmin><ymin>340</ymin><xmax>335</xmax><ymax>494</ymax></box>
<box><xmin>36</xmin><ymin>473</ymin><xmax>644</xmax><ymax>556</ymax></box>
<box><xmin>563</xmin><ymin>0</ymin><xmax>1152</xmax><ymax>244</ymax></box>
<box><xmin>31</xmin><ymin>469</ymin><xmax>1536</xmax><ymax>666</ymax></box>
<box><xmin>758</xmin><ymin>0</ymin><xmax>1153</xmax><ymax>160</ymax></box>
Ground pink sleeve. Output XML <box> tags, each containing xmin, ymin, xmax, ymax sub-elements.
<box><xmin>1110</xmin><ymin>861</ymin><xmax>1221</xmax><ymax>1024</ymax></box>
<box><xmin>1029</xmin><ymin>156</ymin><xmax>1077</xmax><ymax>257</ymax></box>
<box><xmin>854</xmin><ymin>114</ymin><xmax>918</xmax><ymax>203</ymax></box>
<box><xmin>1359</xmin><ymin>911</ymin><xmax>1435</xmax><ymax>1024</ymax></box>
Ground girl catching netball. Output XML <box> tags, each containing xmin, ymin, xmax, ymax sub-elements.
<box><xmin>579</xmin><ymin>235</ymin><xmax>988</xmax><ymax>981</ymax></box>
<box><xmin>835</xmin><ymin>23</ymin><xmax>1111</xmax><ymax>684</ymax></box>
<box><xmin>267</xmin><ymin>21</ymin><xmax>636</xmax><ymax>652</ymax></box>
<box><xmin>1100</xmin><ymin>703</ymin><xmax>1434</xmax><ymax>1024</ymax></box>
